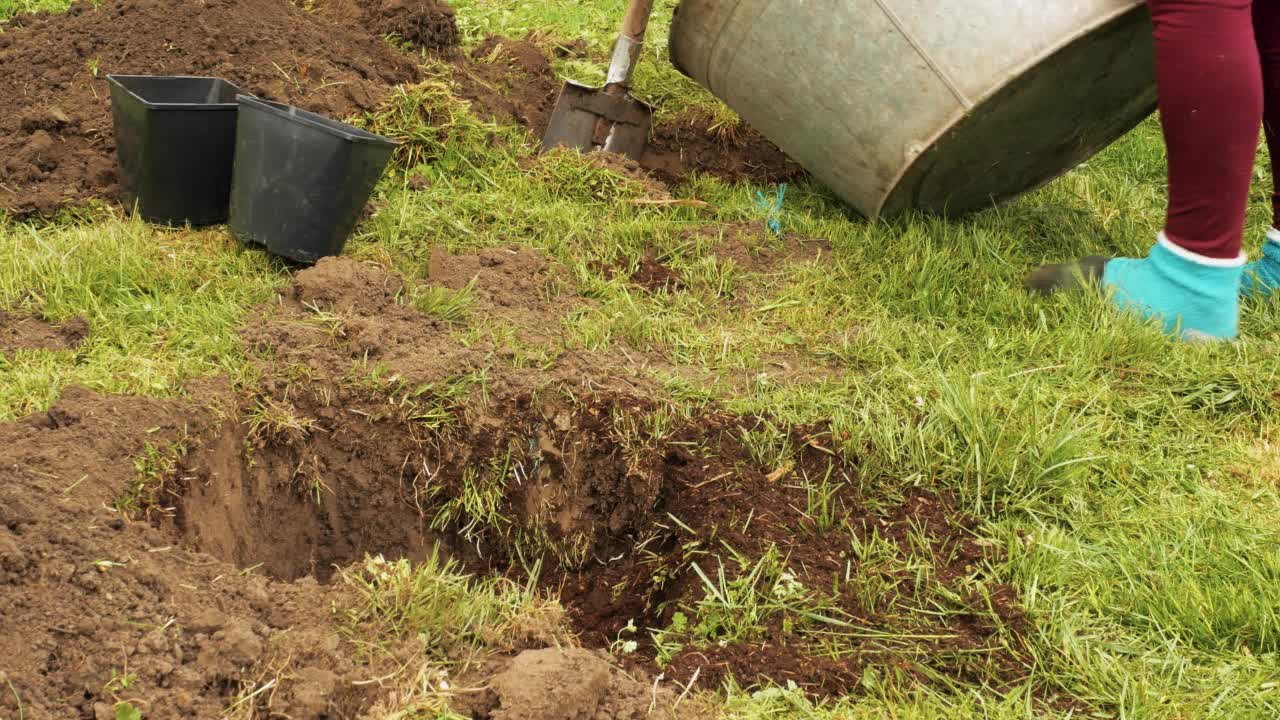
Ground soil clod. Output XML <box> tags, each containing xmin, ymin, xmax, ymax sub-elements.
<box><xmin>478</xmin><ymin>648</ymin><xmax>675</xmax><ymax>720</ymax></box>
<box><xmin>367</xmin><ymin>0</ymin><xmax>460</xmax><ymax>51</ymax></box>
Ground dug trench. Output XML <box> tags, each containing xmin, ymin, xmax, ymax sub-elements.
<box><xmin>171</xmin><ymin>389</ymin><xmax>1034</xmax><ymax>697</ymax></box>
<box><xmin>1</xmin><ymin>254</ymin><xmax>1036</xmax><ymax>717</ymax></box>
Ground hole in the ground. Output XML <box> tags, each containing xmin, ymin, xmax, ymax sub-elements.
<box><xmin>163</xmin><ymin>388</ymin><xmax>666</xmax><ymax>584</ymax></box>
<box><xmin>152</xmin><ymin>380</ymin><xmax>1034</xmax><ymax>698</ymax></box>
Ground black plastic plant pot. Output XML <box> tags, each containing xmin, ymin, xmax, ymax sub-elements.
<box><xmin>228</xmin><ymin>96</ymin><xmax>398</xmax><ymax>264</ymax></box>
<box><xmin>107</xmin><ymin>75</ymin><xmax>242</xmax><ymax>226</ymax></box>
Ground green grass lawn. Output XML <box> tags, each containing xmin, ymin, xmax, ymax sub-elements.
<box><xmin>3</xmin><ymin>1</ymin><xmax>1280</xmax><ymax>718</ymax></box>
<box><xmin>0</xmin><ymin>0</ymin><xmax>72</xmax><ymax>22</ymax></box>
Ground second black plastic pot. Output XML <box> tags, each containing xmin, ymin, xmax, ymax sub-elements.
<box><xmin>228</xmin><ymin>96</ymin><xmax>397</xmax><ymax>264</ymax></box>
<box><xmin>107</xmin><ymin>75</ymin><xmax>242</xmax><ymax>226</ymax></box>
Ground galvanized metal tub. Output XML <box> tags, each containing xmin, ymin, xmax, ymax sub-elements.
<box><xmin>669</xmin><ymin>0</ymin><xmax>1158</xmax><ymax>217</ymax></box>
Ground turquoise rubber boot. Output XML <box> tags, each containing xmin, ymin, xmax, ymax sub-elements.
<box><xmin>1241</xmin><ymin>228</ymin><xmax>1280</xmax><ymax>298</ymax></box>
<box><xmin>1026</xmin><ymin>233</ymin><xmax>1244</xmax><ymax>342</ymax></box>
<box><xmin>1102</xmin><ymin>233</ymin><xmax>1244</xmax><ymax>341</ymax></box>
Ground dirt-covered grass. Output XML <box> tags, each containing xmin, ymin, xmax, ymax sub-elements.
<box><xmin>2</xmin><ymin>0</ymin><xmax>1279</xmax><ymax>718</ymax></box>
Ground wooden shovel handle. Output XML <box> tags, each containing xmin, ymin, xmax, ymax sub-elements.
<box><xmin>620</xmin><ymin>0</ymin><xmax>656</xmax><ymax>42</ymax></box>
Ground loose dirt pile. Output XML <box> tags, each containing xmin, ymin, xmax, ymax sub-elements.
<box><xmin>0</xmin><ymin>0</ymin><xmax>433</xmax><ymax>218</ymax></box>
<box><xmin>362</xmin><ymin>0</ymin><xmax>459</xmax><ymax>51</ymax></box>
<box><xmin>460</xmin><ymin>648</ymin><xmax>683</xmax><ymax>720</ymax></box>
<box><xmin>0</xmin><ymin>311</ymin><xmax>88</xmax><ymax>356</ymax></box>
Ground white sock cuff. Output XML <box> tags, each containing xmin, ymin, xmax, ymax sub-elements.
<box><xmin>1266</xmin><ymin>227</ymin><xmax>1280</xmax><ymax>247</ymax></box>
<box><xmin>1157</xmin><ymin>231</ymin><xmax>1247</xmax><ymax>268</ymax></box>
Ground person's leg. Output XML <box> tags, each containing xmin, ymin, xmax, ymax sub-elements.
<box><xmin>1030</xmin><ymin>0</ymin><xmax>1260</xmax><ymax>340</ymax></box>
<box><xmin>1153</xmin><ymin>0</ymin><xmax>1260</xmax><ymax>260</ymax></box>
<box><xmin>1244</xmin><ymin>0</ymin><xmax>1280</xmax><ymax>295</ymax></box>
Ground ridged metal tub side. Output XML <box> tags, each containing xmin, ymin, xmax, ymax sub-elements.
<box><xmin>669</xmin><ymin>0</ymin><xmax>1158</xmax><ymax>217</ymax></box>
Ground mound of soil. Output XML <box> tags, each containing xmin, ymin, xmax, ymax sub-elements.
<box><xmin>376</xmin><ymin>0</ymin><xmax>460</xmax><ymax>51</ymax></box>
<box><xmin>0</xmin><ymin>0</ymin><xmax>427</xmax><ymax>218</ymax></box>
<box><xmin>449</xmin><ymin>37</ymin><xmax>805</xmax><ymax>186</ymax></box>
<box><xmin>469</xmin><ymin>648</ymin><xmax>679</xmax><ymax>720</ymax></box>
<box><xmin>427</xmin><ymin>244</ymin><xmax>580</xmax><ymax>343</ymax></box>
<box><xmin>0</xmin><ymin>311</ymin><xmax>88</xmax><ymax>356</ymax></box>
<box><xmin>321</xmin><ymin>0</ymin><xmax>458</xmax><ymax>51</ymax></box>
<box><xmin>453</xmin><ymin>36</ymin><xmax>562</xmax><ymax>135</ymax></box>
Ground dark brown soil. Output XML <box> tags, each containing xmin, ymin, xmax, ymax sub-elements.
<box><xmin>630</xmin><ymin>256</ymin><xmax>686</xmax><ymax>293</ymax></box>
<box><xmin>554</xmin><ymin>420</ymin><xmax>1032</xmax><ymax>697</ymax></box>
<box><xmin>449</xmin><ymin>36</ymin><xmax>806</xmax><ymax>187</ymax></box>
<box><xmin>664</xmin><ymin>641</ymin><xmax>864</xmax><ymax>698</ymax></box>
<box><xmin>365</xmin><ymin>0</ymin><xmax>459</xmax><ymax>51</ymax></box>
<box><xmin>642</xmin><ymin>114</ymin><xmax>806</xmax><ymax>187</ymax></box>
<box><xmin>452</xmin><ymin>36</ymin><xmax>562</xmax><ymax>134</ymax></box>
<box><xmin>0</xmin><ymin>0</ymin><xmax>425</xmax><ymax>218</ymax></box>
<box><xmin>0</xmin><ymin>311</ymin><xmax>88</xmax><ymax>356</ymax></box>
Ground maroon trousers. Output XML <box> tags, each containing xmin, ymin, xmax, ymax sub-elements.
<box><xmin>1149</xmin><ymin>0</ymin><xmax>1280</xmax><ymax>259</ymax></box>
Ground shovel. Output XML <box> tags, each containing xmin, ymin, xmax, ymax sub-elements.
<box><xmin>541</xmin><ymin>0</ymin><xmax>655</xmax><ymax>160</ymax></box>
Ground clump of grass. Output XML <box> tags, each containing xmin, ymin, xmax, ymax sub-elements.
<box><xmin>455</xmin><ymin>319</ymin><xmax>563</xmax><ymax>369</ymax></box>
<box><xmin>114</xmin><ymin>436</ymin><xmax>188</xmax><ymax>518</ymax></box>
<box><xmin>302</xmin><ymin>302</ymin><xmax>348</xmax><ymax>340</ymax></box>
<box><xmin>431</xmin><ymin>450</ymin><xmax>515</xmax><ymax>550</ymax></box>
<box><xmin>0</xmin><ymin>0</ymin><xmax>75</xmax><ymax>23</ymax></box>
<box><xmin>361</xmin><ymin>663</ymin><xmax>468</xmax><ymax>720</ymax></box>
<box><xmin>354</xmin><ymin>63</ymin><xmax>520</xmax><ymax>172</ymax></box>
<box><xmin>651</xmin><ymin>546</ymin><xmax>826</xmax><ymax>663</ymax></box>
<box><xmin>339</xmin><ymin>549</ymin><xmax>568</xmax><ymax>657</ymax></box>
<box><xmin>409</xmin><ymin>279</ymin><xmax>475</xmax><ymax>325</ymax></box>
<box><xmin>738</xmin><ymin>420</ymin><xmax>795</xmax><ymax>472</ymax></box>
<box><xmin>245</xmin><ymin>395</ymin><xmax>317</xmax><ymax>444</ymax></box>
<box><xmin>790</xmin><ymin>461</ymin><xmax>847</xmax><ymax>535</ymax></box>
<box><xmin>346</xmin><ymin>362</ymin><xmax>484</xmax><ymax>430</ymax></box>
<box><xmin>526</xmin><ymin>149</ymin><xmax>649</xmax><ymax>204</ymax></box>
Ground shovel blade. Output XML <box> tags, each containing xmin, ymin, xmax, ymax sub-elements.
<box><xmin>541</xmin><ymin>81</ymin><xmax>653</xmax><ymax>161</ymax></box>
